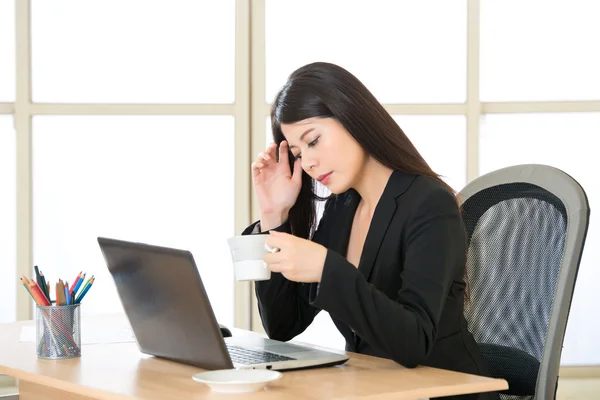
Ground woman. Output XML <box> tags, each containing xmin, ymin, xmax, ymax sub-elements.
<box><xmin>243</xmin><ymin>62</ymin><xmax>497</xmax><ymax>400</ymax></box>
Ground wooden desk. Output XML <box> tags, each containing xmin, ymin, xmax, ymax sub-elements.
<box><xmin>0</xmin><ymin>315</ymin><xmax>507</xmax><ymax>400</ymax></box>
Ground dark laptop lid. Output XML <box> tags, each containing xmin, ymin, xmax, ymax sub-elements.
<box><xmin>97</xmin><ymin>236</ymin><xmax>233</xmax><ymax>370</ymax></box>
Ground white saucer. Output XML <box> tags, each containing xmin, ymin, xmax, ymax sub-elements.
<box><xmin>192</xmin><ymin>369</ymin><xmax>282</xmax><ymax>393</ymax></box>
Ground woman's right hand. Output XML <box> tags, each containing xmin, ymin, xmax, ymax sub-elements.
<box><xmin>252</xmin><ymin>141</ymin><xmax>303</xmax><ymax>228</ymax></box>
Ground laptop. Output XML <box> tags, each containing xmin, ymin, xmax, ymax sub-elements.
<box><xmin>97</xmin><ymin>237</ymin><xmax>349</xmax><ymax>371</ymax></box>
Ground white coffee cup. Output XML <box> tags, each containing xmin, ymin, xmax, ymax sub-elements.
<box><xmin>226</xmin><ymin>235</ymin><xmax>278</xmax><ymax>281</ymax></box>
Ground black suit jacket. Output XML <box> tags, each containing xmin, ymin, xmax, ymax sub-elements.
<box><xmin>244</xmin><ymin>171</ymin><xmax>498</xmax><ymax>400</ymax></box>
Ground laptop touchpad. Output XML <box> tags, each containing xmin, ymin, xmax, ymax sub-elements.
<box><xmin>266</xmin><ymin>344</ymin><xmax>313</xmax><ymax>355</ymax></box>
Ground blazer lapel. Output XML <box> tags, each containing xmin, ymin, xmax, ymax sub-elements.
<box><xmin>357</xmin><ymin>171</ymin><xmax>416</xmax><ymax>281</ymax></box>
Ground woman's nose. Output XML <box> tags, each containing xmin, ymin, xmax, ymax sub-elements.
<box><xmin>302</xmin><ymin>157</ymin><xmax>317</xmax><ymax>172</ymax></box>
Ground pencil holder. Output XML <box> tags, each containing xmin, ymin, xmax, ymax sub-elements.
<box><xmin>36</xmin><ymin>304</ymin><xmax>81</xmax><ymax>359</ymax></box>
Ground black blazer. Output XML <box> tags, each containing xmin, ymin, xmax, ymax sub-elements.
<box><xmin>244</xmin><ymin>171</ymin><xmax>498</xmax><ymax>400</ymax></box>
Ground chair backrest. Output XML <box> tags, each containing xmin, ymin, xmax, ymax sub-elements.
<box><xmin>458</xmin><ymin>164</ymin><xmax>590</xmax><ymax>400</ymax></box>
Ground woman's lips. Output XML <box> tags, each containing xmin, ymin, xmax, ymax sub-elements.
<box><xmin>318</xmin><ymin>172</ymin><xmax>333</xmax><ymax>185</ymax></box>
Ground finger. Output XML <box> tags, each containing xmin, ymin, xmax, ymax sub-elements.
<box><xmin>255</xmin><ymin>156</ymin><xmax>269</xmax><ymax>169</ymax></box>
<box><xmin>251</xmin><ymin>162</ymin><xmax>261</xmax><ymax>178</ymax></box>
<box><xmin>257</xmin><ymin>152</ymin><xmax>271</xmax><ymax>161</ymax></box>
<box><xmin>266</xmin><ymin>143</ymin><xmax>278</xmax><ymax>158</ymax></box>
<box><xmin>278</xmin><ymin>141</ymin><xmax>290</xmax><ymax>166</ymax></box>
<box><xmin>267</xmin><ymin>263</ymin><xmax>286</xmax><ymax>273</ymax></box>
<box><xmin>292</xmin><ymin>157</ymin><xmax>303</xmax><ymax>183</ymax></box>
<box><xmin>261</xmin><ymin>144</ymin><xmax>276</xmax><ymax>162</ymax></box>
<box><xmin>252</xmin><ymin>161</ymin><xmax>266</xmax><ymax>173</ymax></box>
<box><xmin>264</xmin><ymin>252</ymin><xmax>283</xmax><ymax>265</ymax></box>
<box><xmin>265</xmin><ymin>235</ymin><xmax>284</xmax><ymax>250</ymax></box>
<box><xmin>265</xmin><ymin>242</ymin><xmax>280</xmax><ymax>253</ymax></box>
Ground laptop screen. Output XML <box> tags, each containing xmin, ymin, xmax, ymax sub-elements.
<box><xmin>98</xmin><ymin>237</ymin><xmax>234</xmax><ymax>370</ymax></box>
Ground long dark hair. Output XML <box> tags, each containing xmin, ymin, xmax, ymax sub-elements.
<box><xmin>271</xmin><ymin>62</ymin><xmax>457</xmax><ymax>240</ymax></box>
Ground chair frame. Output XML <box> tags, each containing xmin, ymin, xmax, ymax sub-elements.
<box><xmin>458</xmin><ymin>164</ymin><xmax>590</xmax><ymax>399</ymax></box>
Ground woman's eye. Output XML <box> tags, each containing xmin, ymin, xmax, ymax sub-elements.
<box><xmin>308</xmin><ymin>137</ymin><xmax>319</xmax><ymax>147</ymax></box>
<box><xmin>292</xmin><ymin>137</ymin><xmax>319</xmax><ymax>160</ymax></box>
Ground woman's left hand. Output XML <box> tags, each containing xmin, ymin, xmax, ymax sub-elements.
<box><xmin>264</xmin><ymin>231</ymin><xmax>327</xmax><ymax>283</ymax></box>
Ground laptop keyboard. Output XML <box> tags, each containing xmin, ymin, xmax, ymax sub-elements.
<box><xmin>226</xmin><ymin>344</ymin><xmax>296</xmax><ymax>365</ymax></box>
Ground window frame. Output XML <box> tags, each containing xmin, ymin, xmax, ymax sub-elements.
<box><xmin>1</xmin><ymin>0</ymin><xmax>599</xmax><ymax>337</ymax></box>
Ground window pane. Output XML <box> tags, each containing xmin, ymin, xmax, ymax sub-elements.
<box><xmin>33</xmin><ymin>116</ymin><xmax>235</xmax><ymax>327</ymax></box>
<box><xmin>31</xmin><ymin>0</ymin><xmax>235</xmax><ymax>103</ymax></box>
<box><xmin>293</xmin><ymin>312</ymin><xmax>346</xmax><ymax>351</ymax></box>
<box><xmin>481</xmin><ymin>0</ymin><xmax>600</xmax><ymax>101</ymax></box>
<box><xmin>480</xmin><ymin>113</ymin><xmax>600</xmax><ymax>365</ymax></box>
<box><xmin>394</xmin><ymin>115</ymin><xmax>466</xmax><ymax>192</ymax></box>
<box><xmin>266</xmin><ymin>0</ymin><xmax>467</xmax><ymax>104</ymax></box>
<box><xmin>0</xmin><ymin>116</ymin><xmax>16</xmax><ymax>322</ymax></box>
<box><xmin>0</xmin><ymin>0</ymin><xmax>15</xmax><ymax>101</ymax></box>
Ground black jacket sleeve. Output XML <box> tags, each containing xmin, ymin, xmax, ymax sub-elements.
<box><xmin>242</xmin><ymin>199</ymin><xmax>334</xmax><ymax>341</ymax></box>
<box><xmin>309</xmin><ymin>188</ymin><xmax>463</xmax><ymax>367</ymax></box>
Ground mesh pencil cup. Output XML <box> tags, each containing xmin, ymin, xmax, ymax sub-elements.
<box><xmin>36</xmin><ymin>304</ymin><xmax>81</xmax><ymax>359</ymax></box>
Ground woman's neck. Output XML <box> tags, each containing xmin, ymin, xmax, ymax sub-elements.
<box><xmin>352</xmin><ymin>159</ymin><xmax>393</xmax><ymax>215</ymax></box>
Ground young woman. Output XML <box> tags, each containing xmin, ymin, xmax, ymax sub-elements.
<box><xmin>243</xmin><ymin>62</ymin><xmax>496</xmax><ymax>400</ymax></box>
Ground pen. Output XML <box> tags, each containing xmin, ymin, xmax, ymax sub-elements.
<box><xmin>39</xmin><ymin>271</ymin><xmax>49</xmax><ymax>299</ymax></box>
<box><xmin>46</xmin><ymin>279</ymin><xmax>51</xmax><ymax>303</ymax></box>
<box><xmin>29</xmin><ymin>281</ymin><xmax>51</xmax><ymax>306</ymax></box>
<box><xmin>33</xmin><ymin>275</ymin><xmax>51</xmax><ymax>305</ymax></box>
<box><xmin>79</xmin><ymin>275</ymin><xmax>93</xmax><ymax>295</ymax></box>
<box><xmin>69</xmin><ymin>272</ymin><xmax>82</xmax><ymax>295</ymax></box>
<box><xmin>75</xmin><ymin>277</ymin><xmax>94</xmax><ymax>304</ymax></box>
<box><xmin>64</xmin><ymin>283</ymin><xmax>70</xmax><ymax>305</ymax></box>
<box><xmin>20</xmin><ymin>278</ymin><xmax>37</xmax><ymax>305</ymax></box>
<box><xmin>56</xmin><ymin>281</ymin><xmax>66</xmax><ymax>306</ymax></box>
<box><xmin>34</xmin><ymin>266</ymin><xmax>43</xmax><ymax>294</ymax></box>
<box><xmin>72</xmin><ymin>273</ymin><xmax>86</xmax><ymax>297</ymax></box>
<box><xmin>22</xmin><ymin>275</ymin><xmax>46</xmax><ymax>305</ymax></box>
<box><xmin>55</xmin><ymin>283</ymin><xmax>61</xmax><ymax>306</ymax></box>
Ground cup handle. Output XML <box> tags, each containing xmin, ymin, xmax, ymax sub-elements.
<box><xmin>265</xmin><ymin>243</ymin><xmax>280</xmax><ymax>253</ymax></box>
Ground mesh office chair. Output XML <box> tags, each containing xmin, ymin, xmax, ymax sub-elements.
<box><xmin>458</xmin><ymin>164</ymin><xmax>590</xmax><ymax>400</ymax></box>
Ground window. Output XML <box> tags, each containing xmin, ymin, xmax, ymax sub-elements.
<box><xmin>6</xmin><ymin>0</ymin><xmax>245</xmax><ymax>328</ymax></box>
<box><xmin>394</xmin><ymin>115</ymin><xmax>466</xmax><ymax>191</ymax></box>
<box><xmin>0</xmin><ymin>116</ymin><xmax>16</xmax><ymax>322</ymax></box>
<box><xmin>480</xmin><ymin>113</ymin><xmax>600</xmax><ymax>365</ymax></box>
<box><xmin>0</xmin><ymin>0</ymin><xmax>15</xmax><ymax>101</ymax></box>
<box><xmin>265</xmin><ymin>0</ymin><xmax>467</xmax><ymax>104</ymax></box>
<box><xmin>31</xmin><ymin>0</ymin><xmax>235</xmax><ymax>103</ymax></box>
<box><xmin>481</xmin><ymin>0</ymin><xmax>600</xmax><ymax>101</ymax></box>
<box><xmin>5</xmin><ymin>0</ymin><xmax>599</xmax><ymax>368</ymax></box>
<box><xmin>33</xmin><ymin>116</ymin><xmax>236</xmax><ymax>326</ymax></box>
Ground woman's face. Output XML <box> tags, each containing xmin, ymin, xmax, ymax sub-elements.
<box><xmin>281</xmin><ymin>117</ymin><xmax>368</xmax><ymax>194</ymax></box>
